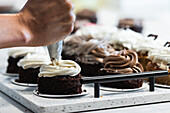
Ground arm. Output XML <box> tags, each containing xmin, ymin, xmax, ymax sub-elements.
<box><xmin>0</xmin><ymin>14</ymin><xmax>27</xmax><ymax>48</ymax></box>
<box><xmin>0</xmin><ymin>0</ymin><xmax>75</xmax><ymax>49</ymax></box>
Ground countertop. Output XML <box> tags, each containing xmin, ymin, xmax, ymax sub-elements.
<box><xmin>1</xmin><ymin>90</ymin><xmax>170</xmax><ymax>113</ymax></box>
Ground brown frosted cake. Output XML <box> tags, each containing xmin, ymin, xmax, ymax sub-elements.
<box><xmin>17</xmin><ymin>52</ymin><xmax>51</xmax><ymax>84</ymax></box>
<box><xmin>132</xmin><ymin>37</ymin><xmax>164</xmax><ymax>71</ymax></box>
<box><xmin>38</xmin><ymin>60</ymin><xmax>82</xmax><ymax>95</ymax></box>
<box><xmin>146</xmin><ymin>48</ymin><xmax>170</xmax><ymax>85</ymax></box>
<box><xmin>6</xmin><ymin>47</ymin><xmax>35</xmax><ymax>74</ymax></box>
<box><xmin>76</xmin><ymin>9</ymin><xmax>97</xmax><ymax>23</ymax></box>
<box><xmin>99</xmin><ymin>49</ymin><xmax>144</xmax><ymax>89</ymax></box>
<box><xmin>63</xmin><ymin>35</ymin><xmax>115</xmax><ymax>76</ymax></box>
<box><xmin>118</xmin><ymin>18</ymin><xmax>143</xmax><ymax>33</ymax></box>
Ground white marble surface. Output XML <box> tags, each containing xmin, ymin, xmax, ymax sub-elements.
<box><xmin>1</xmin><ymin>72</ymin><xmax>170</xmax><ymax>113</ymax></box>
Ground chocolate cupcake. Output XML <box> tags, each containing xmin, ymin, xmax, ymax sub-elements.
<box><xmin>118</xmin><ymin>18</ymin><xmax>143</xmax><ymax>33</ymax></box>
<box><xmin>17</xmin><ymin>51</ymin><xmax>51</xmax><ymax>84</ymax></box>
<box><xmin>63</xmin><ymin>35</ymin><xmax>114</xmax><ymax>76</ymax></box>
<box><xmin>76</xmin><ymin>9</ymin><xmax>97</xmax><ymax>23</ymax></box>
<box><xmin>38</xmin><ymin>60</ymin><xmax>82</xmax><ymax>95</ymax></box>
<box><xmin>146</xmin><ymin>47</ymin><xmax>170</xmax><ymax>85</ymax></box>
<box><xmin>6</xmin><ymin>47</ymin><xmax>36</xmax><ymax>74</ymax></box>
<box><xmin>99</xmin><ymin>49</ymin><xmax>144</xmax><ymax>89</ymax></box>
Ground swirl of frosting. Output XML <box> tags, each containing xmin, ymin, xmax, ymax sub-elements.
<box><xmin>64</xmin><ymin>35</ymin><xmax>103</xmax><ymax>56</ymax></box>
<box><xmin>17</xmin><ymin>53</ymin><xmax>51</xmax><ymax>69</ymax></box>
<box><xmin>8</xmin><ymin>47</ymin><xmax>36</xmax><ymax>58</ymax></box>
<box><xmin>8</xmin><ymin>47</ymin><xmax>48</xmax><ymax>58</ymax></box>
<box><xmin>38</xmin><ymin>60</ymin><xmax>81</xmax><ymax>77</ymax></box>
<box><xmin>91</xmin><ymin>43</ymin><xmax>115</xmax><ymax>58</ymax></box>
<box><xmin>64</xmin><ymin>35</ymin><xmax>115</xmax><ymax>64</ymax></box>
<box><xmin>103</xmin><ymin>50</ymin><xmax>143</xmax><ymax>74</ymax></box>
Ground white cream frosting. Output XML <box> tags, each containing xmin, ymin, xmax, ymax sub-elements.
<box><xmin>8</xmin><ymin>47</ymin><xmax>36</xmax><ymax>58</ymax></box>
<box><xmin>8</xmin><ymin>47</ymin><xmax>47</xmax><ymax>58</ymax></box>
<box><xmin>74</xmin><ymin>25</ymin><xmax>165</xmax><ymax>52</ymax></box>
<box><xmin>38</xmin><ymin>60</ymin><xmax>81</xmax><ymax>77</ymax></box>
<box><xmin>147</xmin><ymin>48</ymin><xmax>170</xmax><ymax>70</ymax></box>
<box><xmin>75</xmin><ymin>25</ymin><xmax>118</xmax><ymax>40</ymax></box>
<box><xmin>17</xmin><ymin>52</ymin><xmax>51</xmax><ymax>69</ymax></box>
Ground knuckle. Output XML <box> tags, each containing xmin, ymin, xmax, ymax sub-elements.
<box><xmin>64</xmin><ymin>25</ymin><xmax>73</xmax><ymax>34</ymax></box>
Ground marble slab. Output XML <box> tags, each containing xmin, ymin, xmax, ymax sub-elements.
<box><xmin>0</xmin><ymin>74</ymin><xmax>170</xmax><ymax>113</ymax></box>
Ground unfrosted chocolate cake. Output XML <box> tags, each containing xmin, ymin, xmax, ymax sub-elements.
<box><xmin>99</xmin><ymin>49</ymin><xmax>144</xmax><ymax>89</ymax></box>
<box><xmin>38</xmin><ymin>74</ymin><xmax>82</xmax><ymax>95</ymax></box>
<box><xmin>76</xmin><ymin>9</ymin><xmax>97</xmax><ymax>23</ymax></box>
<box><xmin>38</xmin><ymin>60</ymin><xmax>82</xmax><ymax>95</ymax></box>
<box><xmin>118</xmin><ymin>18</ymin><xmax>143</xmax><ymax>33</ymax></box>
<box><xmin>17</xmin><ymin>67</ymin><xmax>40</xmax><ymax>84</ymax></box>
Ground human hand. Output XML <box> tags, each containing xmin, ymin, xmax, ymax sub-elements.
<box><xmin>18</xmin><ymin>0</ymin><xmax>75</xmax><ymax>46</ymax></box>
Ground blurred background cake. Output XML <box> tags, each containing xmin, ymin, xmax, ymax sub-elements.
<box><xmin>99</xmin><ymin>49</ymin><xmax>144</xmax><ymax>89</ymax></box>
<box><xmin>63</xmin><ymin>34</ymin><xmax>115</xmax><ymax>76</ymax></box>
<box><xmin>118</xmin><ymin>18</ymin><xmax>143</xmax><ymax>33</ymax></box>
<box><xmin>146</xmin><ymin>47</ymin><xmax>170</xmax><ymax>85</ymax></box>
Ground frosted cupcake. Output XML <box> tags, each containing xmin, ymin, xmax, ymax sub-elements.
<box><xmin>63</xmin><ymin>35</ymin><xmax>115</xmax><ymax>76</ymax></box>
<box><xmin>99</xmin><ymin>49</ymin><xmax>144</xmax><ymax>89</ymax></box>
<box><xmin>17</xmin><ymin>51</ymin><xmax>51</xmax><ymax>84</ymax></box>
<box><xmin>38</xmin><ymin>59</ymin><xmax>82</xmax><ymax>95</ymax></box>
<box><xmin>146</xmin><ymin>48</ymin><xmax>170</xmax><ymax>85</ymax></box>
<box><xmin>7</xmin><ymin>47</ymin><xmax>36</xmax><ymax>73</ymax></box>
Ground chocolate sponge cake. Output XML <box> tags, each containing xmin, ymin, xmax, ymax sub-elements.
<box><xmin>17</xmin><ymin>67</ymin><xmax>40</xmax><ymax>84</ymax></box>
<box><xmin>38</xmin><ymin>60</ymin><xmax>82</xmax><ymax>95</ymax></box>
<box><xmin>118</xmin><ymin>18</ymin><xmax>143</xmax><ymax>33</ymax></box>
<box><xmin>99</xmin><ymin>49</ymin><xmax>144</xmax><ymax>89</ymax></box>
<box><xmin>38</xmin><ymin>74</ymin><xmax>82</xmax><ymax>95</ymax></box>
<box><xmin>76</xmin><ymin>9</ymin><xmax>97</xmax><ymax>23</ymax></box>
<box><xmin>17</xmin><ymin>51</ymin><xmax>51</xmax><ymax>84</ymax></box>
<box><xmin>6</xmin><ymin>47</ymin><xmax>36</xmax><ymax>74</ymax></box>
<box><xmin>7</xmin><ymin>56</ymin><xmax>24</xmax><ymax>73</ymax></box>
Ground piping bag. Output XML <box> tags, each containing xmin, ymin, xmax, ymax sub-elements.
<box><xmin>47</xmin><ymin>41</ymin><xmax>63</xmax><ymax>66</ymax></box>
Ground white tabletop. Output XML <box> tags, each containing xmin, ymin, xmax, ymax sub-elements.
<box><xmin>1</xmin><ymin>90</ymin><xmax>170</xmax><ymax>113</ymax></box>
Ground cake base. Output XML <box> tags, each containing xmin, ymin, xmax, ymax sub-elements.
<box><xmin>18</xmin><ymin>67</ymin><xmax>40</xmax><ymax>84</ymax></box>
<box><xmin>7</xmin><ymin>56</ymin><xmax>24</xmax><ymax>73</ymax></box>
<box><xmin>99</xmin><ymin>70</ymin><xmax>143</xmax><ymax>89</ymax></box>
<box><xmin>78</xmin><ymin>62</ymin><xmax>102</xmax><ymax>77</ymax></box>
<box><xmin>101</xmin><ymin>80</ymin><xmax>143</xmax><ymax>89</ymax></box>
<box><xmin>146</xmin><ymin>62</ymin><xmax>170</xmax><ymax>85</ymax></box>
<box><xmin>38</xmin><ymin>74</ymin><xmax>82</xmax><ymax>95</ymax></box>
